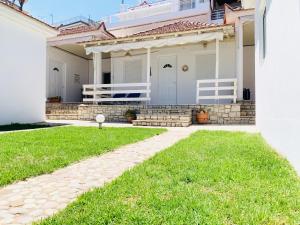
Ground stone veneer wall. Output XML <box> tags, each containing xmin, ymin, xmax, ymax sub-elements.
<box><xmin>46</xmin><ymin>103</ymin><xmax>80</xmax><ymax>120</ymax></box>
<box><xmin>78</xmin><ymin>104</ymin><xmax>243</xmax><ymax>125</ymax></box>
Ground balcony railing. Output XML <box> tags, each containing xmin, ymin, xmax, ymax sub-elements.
<box><xmin>211</xmin><ymin>8</ymin><xmax>225</xmax><ymax>20</ymax></box>
<box><xmin>82</xmin><ymin>83</ymin><xmax>151</xmax><ymax>103</ymax></box>
<box><xmin>196</xmin><ymin>78</ymin><xmax>237</xmax><ymax>104</ymax></box>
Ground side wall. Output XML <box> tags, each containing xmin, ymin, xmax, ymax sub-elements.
<box><xmin>255</xmin><ymin>0</ymin><xmax>300</xmax><ymax>173</ymax></box>
<box><xmin>47</xmin><ymin>47</ymin><xmax>90</xmax><ymax>102</ymax></box>
<box><xmin>0</xmin><ymin>15</ymin><xmax>47</xmax><ymax>125</ymax></box>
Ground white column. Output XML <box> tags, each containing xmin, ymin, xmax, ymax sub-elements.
<box><xmin>93</xmin><ymin>52</ymin><xmax>102</xmax><ymax>84</ymax></box>
<box><xmin>215</xmin><ymin>39</ymin><xmax>220</xmax><ymax>99</ymax></box>
<box><xmin>93</xmin><ymin>52</ymin><xmax>102</xmax><ymax>103</ymax></box>
<box><xmin>146</xmin><ymin>48</ymin><xmax>151</xmax><ymax>101</ymax></box>
<box><xmin>236</xmin><ymin>19</ymin><xmax>244</xmax><ymax>100</ymax></box>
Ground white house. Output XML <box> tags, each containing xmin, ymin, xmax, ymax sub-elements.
<box><xmin>47</xmin><ymin>0</ymin><xmax>255</xmax><ymax>105</ymax></box>
<box><xmin>255</xmin><ymin>0</ymin><xmax>300</xmax><ymax>174</ymax></box>
<box><xmin>46</xmin><ymin>0</ymin><xmax>256</xmax><ymax>127</ymax></box>
<box><xmin>0</xmin><ymin>1</ymin><xmax>57</xmax><ymax>125</ymax></box>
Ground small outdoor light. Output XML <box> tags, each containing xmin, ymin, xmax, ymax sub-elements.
<box><xmin>96</xmin><ymin>114</ymin><xmax>105</xmax><ymax>129</ymax></box>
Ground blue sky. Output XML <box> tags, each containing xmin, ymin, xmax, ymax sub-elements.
<box><xmin>24</xmin><ymin>0</ymin><xmax>140</xmax><ymax>24</ymax></box>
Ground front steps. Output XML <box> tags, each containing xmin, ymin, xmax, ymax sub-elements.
<box><xmin>239</xmin><ymin>101</ymin><xmax>256</xmax><ymax>125</ymax></box>
<box><xmin>46</xmin><ymin>103</ymin><xmax>79</xmax><ymax>120</ymax></box>
<box><xmin>133</xmin><ymin>109</ymin><xmax>192</xmax><ymax>127</ymax></box>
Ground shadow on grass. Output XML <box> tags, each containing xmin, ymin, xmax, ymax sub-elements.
<box><xmin>0</xmin><ymin>123</ymin><xmax>66</xmax><ymax>132</ymax></box>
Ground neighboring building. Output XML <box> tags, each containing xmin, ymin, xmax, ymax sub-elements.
<box><xmin>255</xmin><ymin>0</ymin><xmax>300</xmax><ymax>173</ymax></box>
<box><xmin>47</xmin><ymin>0</ymin><xmax>255</xmax><ymax>105</ymax></box>
<box><xmin>0</xmin><ymin>1</ymin><xmax>57</xmax><ymax>125</ymax></box>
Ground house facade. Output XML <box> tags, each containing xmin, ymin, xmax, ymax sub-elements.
<box><xmin>255</xmin><ymin>0</ymin><xmax>300</xmax><ymax>174</ymax></box>
<box><xmin>46</xmin><ymin>0</ymin><xmax>256</xmax><ymax>126</ymax></box>
<box><xmin>0</xmin><ymin>1</ymin><xmax>57</xmax><ymax>125</ymax></box>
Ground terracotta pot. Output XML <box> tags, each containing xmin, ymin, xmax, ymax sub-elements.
<box><xmin>196</xmin><ymin>111</ymin><xmax>209</xmax><ymax>124</ymax></box>
<box><xmin>126</xmin><ymin>116</ymin><xmax>135</xmax><ymax>123</ymax></box>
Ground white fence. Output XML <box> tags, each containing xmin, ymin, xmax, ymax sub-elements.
<box><xmin>196</xmin><ymin>78</ymin><xmax>237</xmax><ymax>104</ymax></box>
<box><xmin>82</xmin><ymin>83</ymin><xmax>151</xmax><ymax>103</ymax></box>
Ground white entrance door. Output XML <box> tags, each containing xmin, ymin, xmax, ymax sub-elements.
<box><xmin>158</xmin><ymin>55</ymin><xmax>177</xmax><ymax>104</ymax></box>
<box><xmin>48</xmin><ymin>60</ymin><xmax>64</xmax><ymax>99</ymax></box>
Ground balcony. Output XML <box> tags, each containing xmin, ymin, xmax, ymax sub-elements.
<box><xmin>101</xmin><ymin>0</ymin><xmax>211</xmax><ymax>29</ymax></box>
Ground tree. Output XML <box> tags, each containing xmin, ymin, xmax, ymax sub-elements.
<box><xmin>10</xmin><ymin>0</ymin><xmax>27</xmax><ymax>11</ymax></box>
<box><xmin>18</xmin><ymin>0</ymin><xmax>27</xmax><ymax>10</ymax></box>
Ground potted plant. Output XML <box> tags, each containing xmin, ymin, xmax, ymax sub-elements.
<box><xmin>125</xmin><ymin>109</ymin><xmax>137</xmax><ymax>123</ymax></box>
<box><xmin>48</xmin><ymin>96</ymin><xmax>62</xmax><ymax>103</ymax></box>
<box><xmin>196</xmin><ymin>109</ymin><xmax>209</xmax><ymax>124</ymax></box>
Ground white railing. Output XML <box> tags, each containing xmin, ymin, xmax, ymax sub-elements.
<box><xmin>196</xmin><ymin>78</ymin><xmax>237</xmax><ymax>104</ymax></box>
<box><xmin>82</xmin><ymin>83</ymin><xmax>151</xmax><ymax>103</ymax></box>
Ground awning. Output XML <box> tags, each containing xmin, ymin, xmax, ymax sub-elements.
<box><xmin>86</xmin><ymin>32</ymin><xmax>224</xmax><ymax>54</ymax></box>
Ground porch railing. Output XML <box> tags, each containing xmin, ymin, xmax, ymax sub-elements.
<box><xmin>82</xmin><ymin>83</ymin><xmax>151</xmax><ymax>103</ymax></box>
<box><xmin>196</xmin><ymin>78</ymin><xmax>237</xmax><ymax>104</ymax></box>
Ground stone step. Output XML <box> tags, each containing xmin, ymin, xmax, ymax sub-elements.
<box><xmin>240</xmin><ymin>108</ymin><xmax>255</xmax><ymax>111</ymax></box>
<box><xmin>46</xmin><ymin>114</ymin><xmax>78</xmax><ymax>120</ymax></box>
<box><xmin>46</xmin><ymin>110</ymin><xmax>79</xmax><ymax>114</ymax></box>
<box><xmin>139</xmin><ymin>109</ymin><xmax>192</xmax><ymax>115</ymax></box>
<box><xmin>240</xmin><ymin>116</ymin><xmax>256</xmax><ymax>125</ymax></box>
<box><xmin>133</xmin><ymin>120</ymin><xmax>192</xmax><ymax>127</ymax></box>
<box><xmin>240</xmin><ymin>111</ymin><xmax>256</xmax><ymax>117</ymax></box>
<box><xmin>137</xmin><ymin>114</ymin><xmax>191</xmax><ymax>122</ymax></box>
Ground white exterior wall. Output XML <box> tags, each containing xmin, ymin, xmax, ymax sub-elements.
<box><xmin>111</xmin><ymin>39</ymin><xmax>236</xmax><ymax>105</ymax></box>
<box><xmin>0</xmin><ymin>11</ymin><xmax>50</xmax><ymax>125</ymax></box>
<box><xmin>47</xmin><ymin>47</ymin><xmax>90</xmax><ymax>102</ymax></box>
<box><xmin>243</xmin><ymin>46</ymin><xmax>255</xmax><ymax>100</ymax></box>
<box><xmin>256</xmin><ymin>0</ymin><xmax>300</xmax><ymax>174</ymax></box>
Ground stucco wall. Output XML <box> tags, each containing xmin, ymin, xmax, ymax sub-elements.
<box><xmin>47</xmin><ymin>47</ymin><xmax>90</xmax><ymax>102</ymax></box>
<box><xmin>111</xmin><ymin>39</ymin><xmax>236</xmax><ymax>105</ymax></box>
<box><xmin>0</xmin><ymin>14</ymin><xmax>47</xmax><ymax>125</ymax></box>
<box><xmin>255</xmin><ymin>0</ymin><xmax>300</xmax><ymax>174</ymax></box>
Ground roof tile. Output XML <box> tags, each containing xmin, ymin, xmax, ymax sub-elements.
<box><xmin>131</xmin><ymin>21</ymin><xmax>220</xmax><ymax>37</ymax></box>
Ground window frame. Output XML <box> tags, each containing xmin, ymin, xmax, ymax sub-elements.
<box><xmin>179</xmin><ymin>0</ymin><xmax>196</xmax><ymax>11</ymax></box>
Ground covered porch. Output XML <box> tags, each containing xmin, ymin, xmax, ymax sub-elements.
<box><xmin>82</xmin><ymin>24</ymin><xmax>239</xmax><ymax>105</ymax></box>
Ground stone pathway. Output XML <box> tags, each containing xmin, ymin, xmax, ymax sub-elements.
<box><xmin>0</xmin><ymin>128</ymin><xmax>197</xmax><ymax>225</ymax></box>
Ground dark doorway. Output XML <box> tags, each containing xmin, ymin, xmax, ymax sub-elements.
<box><xmin>103</xmin><ymin>73</ymin><xmax>111</xmax><ymax>84</ymax></box>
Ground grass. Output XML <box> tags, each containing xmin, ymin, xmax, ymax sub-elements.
<box><xmin>0</xmin><ymin>123</ymin><xmax>51</xmax><ymax>132</ymax></box>
<box><xmin>40</xmin><ymin>131</ymin><xmax>300</xmax><ymax>225</ymax></box>
<box><xmin>0</xmin><ymin>126</ymin><xmax>164</xmax><ymax>187</ymax></box>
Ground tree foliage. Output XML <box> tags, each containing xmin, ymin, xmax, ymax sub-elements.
<box><xmin>11</xmin><ymin>0</ymin><xmax>27</xmax><ymax>10</ymax></box>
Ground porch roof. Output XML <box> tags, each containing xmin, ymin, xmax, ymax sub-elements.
<box><xmin>86</xmin><ymin>31</ymin><xmax>224</xmax><ymax>54</ymax></box>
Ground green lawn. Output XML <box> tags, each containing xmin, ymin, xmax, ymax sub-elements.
<box><xmin>0</xmin><ymin>123</ymin><xmax>51</xmax><ymax>132</ymax></box>
<box><xmin>0</xmin><ymin>126</ymin><xmax>164</xmax><ymax>187</ymax></box>
<box><xmin>40</xmin><ymin>131</ymin><xmax>300</xmax><ymax>225</ymax></box>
